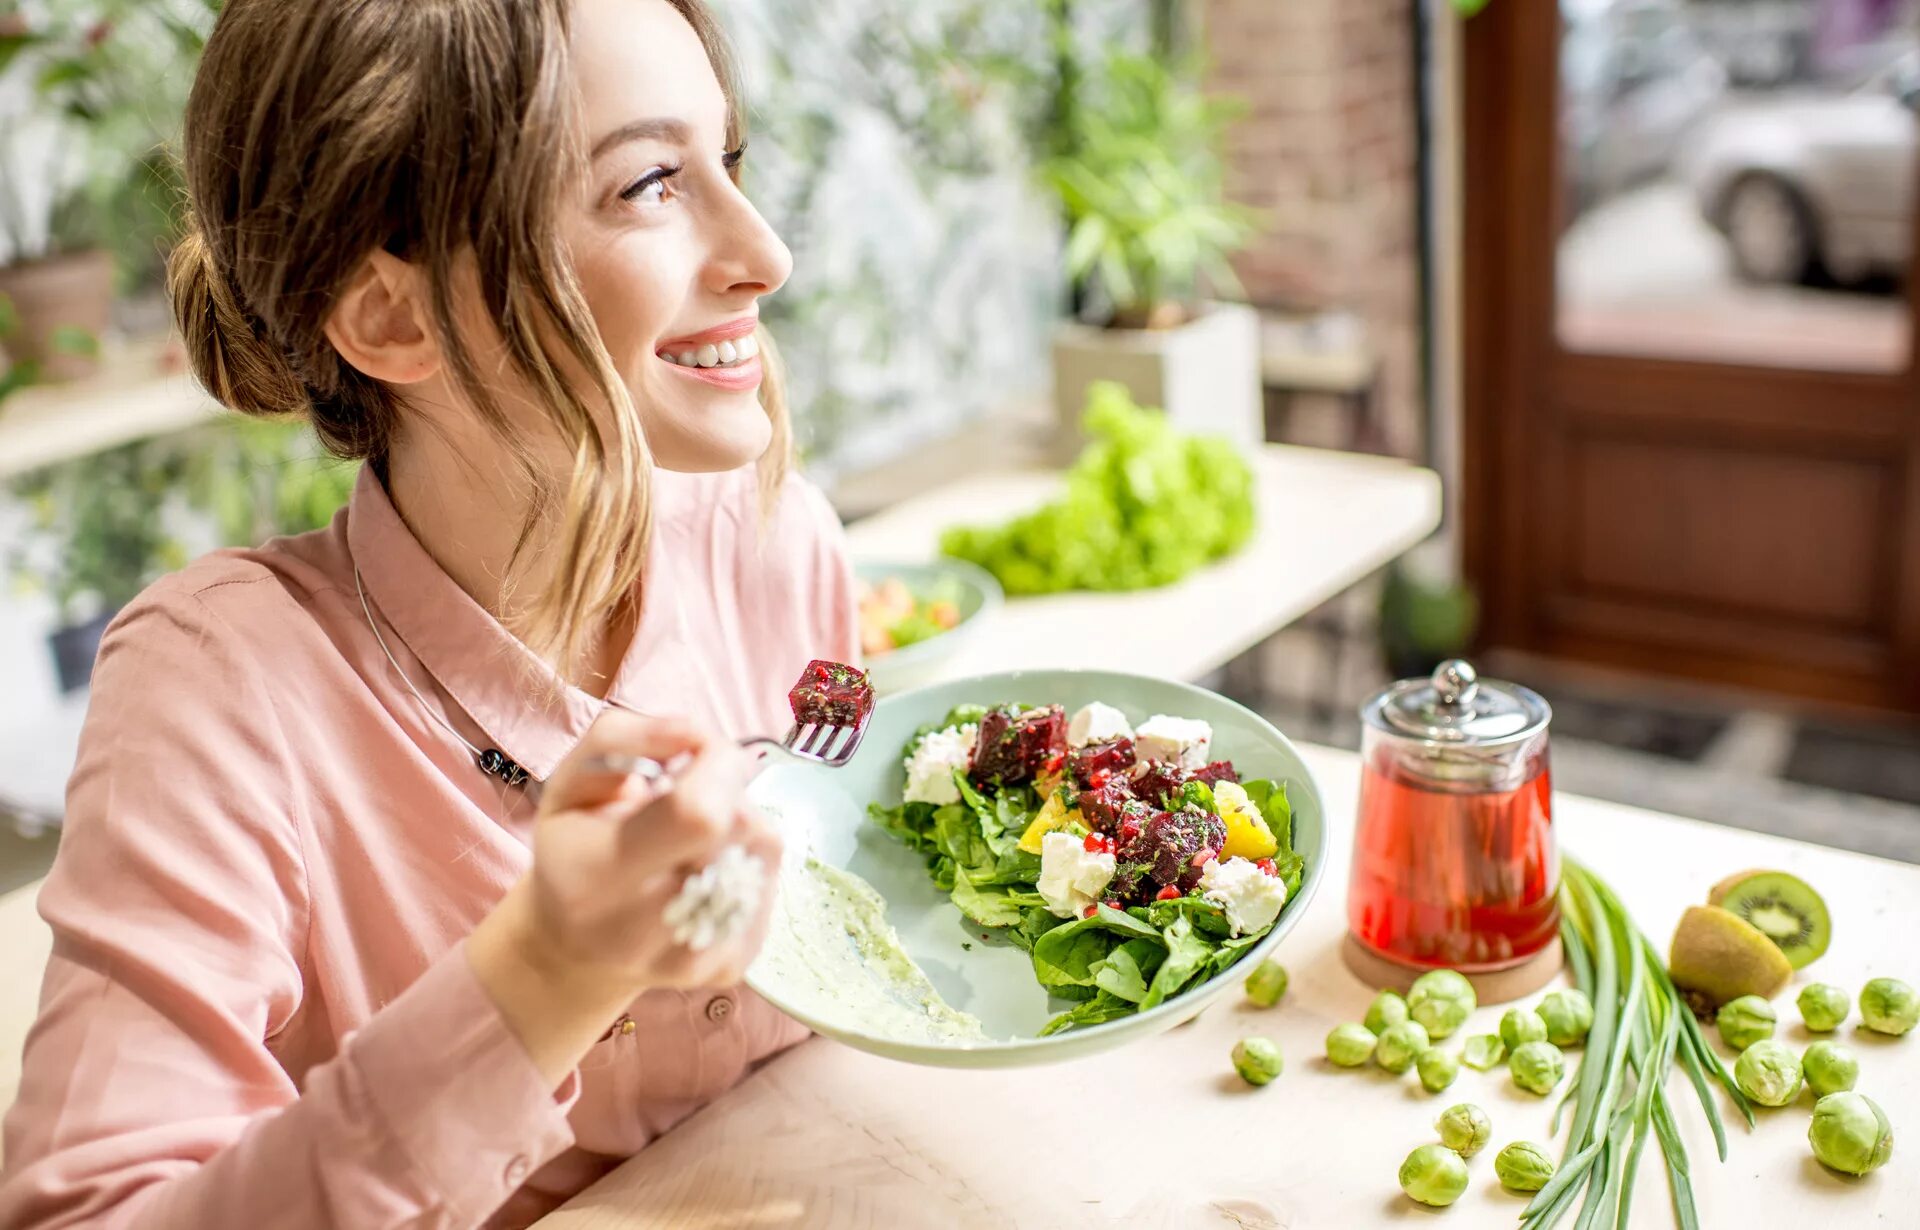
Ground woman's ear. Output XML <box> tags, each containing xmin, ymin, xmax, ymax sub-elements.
<box><xmin>324</xmin><ymin>249</ymin><xmax>441</xmax><ymax>385</ymax></box>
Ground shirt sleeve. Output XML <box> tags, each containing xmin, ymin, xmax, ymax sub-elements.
<box><xmin>0</xmin><ymin>582</ymin><xmax>578</xmax><ymax>1230</ymax></box>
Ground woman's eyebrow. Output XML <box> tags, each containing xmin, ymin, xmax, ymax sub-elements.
<box><xmin>590</xmin><ymin>117</ymin><xmax>691</xmax><ymax>159</ymax></box>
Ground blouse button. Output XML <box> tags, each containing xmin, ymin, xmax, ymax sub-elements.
<box><xmin>504</xmin><ymin>1155</ymin><xmax>530</xmax><ymax>1186</ymax></box>
<box><xmin>706</xmin><ymin>995</ymin><xmax>734</xmax><ymax>1023</ymax></box>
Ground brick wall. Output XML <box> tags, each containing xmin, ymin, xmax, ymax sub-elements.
<box><xmin>1200</xmin><ymin>0</ymin><xmax>1426</xmax><ymax>459</ymax></box>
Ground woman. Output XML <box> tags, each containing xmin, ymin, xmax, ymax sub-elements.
<box><xmin>0</xmin><ymin>1</ymin><xmax>855</xmax><ymax>1226</ymax></box>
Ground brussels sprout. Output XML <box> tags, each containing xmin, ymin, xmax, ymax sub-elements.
<box><xmin>1244</xmin><ymin>960</ymin><xmax>1289</xmax><ymax>1008</ymax></box>
<box><xmin>1500</xmin><ymin>1006</ymin><xmax>1548</xmax><ymax>1050</ymax></box>
<box><xmin>1461</xmin><ymin>1033</ymin><xmax>1507</xmax><ymax>1072</ymax></box>
<box><xmin>1715</xmin><ymin>995</ymin><xmax>1777</xmax><ymax>1051</ymax></box>
<box><xmin>1809</xmin><ymin>1092</ymin><xmax>1894</xmax><ymax>1176</ymax></box>
<box><xmin>1365</xmin><ymin>989</ymin><xmax>1410</xmax><ymax>1035</ymax></box>
<box><xmin>1734</xmin><ymin>1039</ymin><xmax>1803</xmax><ymax>1107</ymax></box>
<box><xmin>1231</xmin><ymin>1037</ymin><xmax>1283</xmax><ymax>1086</ymax></box>
<box><xmin>1494</xmin><ymin>1141</ymin><xmax>1557</xmax><ymax>1192</ymax></box>
<box><xmin>1536</xmin><ymin>989</ymin><xmax>1594</xmax><ymax>1047</ymax></box>
<box><xmin>1408</xmin><ymin>969</ymin><xmax>1477</xmax><ymax>1040</ymax></box>
<box><xmin>1509</xmin><ymin>1040</ymin><xmax>1566</xmax><ymax>1095</ymax></box>
<box><xmin>1375</xmin><ymin>1020</ymin><xmax>1432</xmax><ymax>1074</ymax></box>
<box><xmin>1802</xmin><ymin>1040</ymin><xmax>1859</xmax><ymax>1098</ymax></box>
<box><xmin>1797</xmin><ymin>983</ymin><xmax>1850</xmax><ymax>1034</ymax></box>
<box><xmin>1398</xmin><ymin>1143</ymin><xmax>1469</xmax><ymax>1207</ymax></box>
<box><xmin>1417</xmin><ymin>1047</ymin><xmax>1460</xmax><ymax>1094</ymax></box>
<box><xmin>1435</xmin><ymin>1103</ymin><xmax>1492</xmax><ymax>1157</ymax></box>
<box><xmin>1859</xmin><ymin>978</ymin><xmax>1920</xmax><ymax>1036</ymax></box>
<box><xmin>1325</xmin><ymin>1023</ymin><xmax>1377</xmax><ymax>1068</ymax></box>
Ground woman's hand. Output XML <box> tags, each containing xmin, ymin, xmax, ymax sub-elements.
<box><xmin>468</xmin><ymin>711</ymin><xmax>781</xmax><ymax>1085</ymax></box>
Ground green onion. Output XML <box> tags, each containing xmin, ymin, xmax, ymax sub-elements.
<box><xmin>1520</xmin><ymin>861</ymin><xmax>1747</xmax><ymax>1229</ymax></box>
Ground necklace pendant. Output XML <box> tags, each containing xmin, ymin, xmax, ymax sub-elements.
<box><xmin>478</xmin><ymin>748</ymin><xmax>528</xmax><ymax>786</ymax></box>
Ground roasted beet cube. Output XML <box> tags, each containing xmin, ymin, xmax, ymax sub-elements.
<box><xmin>968</xmin><ymin>704</ymin><xmax>1067</xmax><ymax>787</ymax></box>
<box><xmin>1129</xmin><ymin>760</ymin><xmax>1188</xmax><ymax>808</ymax></box>
<box><xmin>1078</xmin><ymin>780</ymin><xmax>1139</xmax><ymax>834</ymax></box>
<box><xmin>787</xmin><ymin>660</ymin><xmax>873</xmax><ymax>726</ymax></box>
<box><xmin>1116</xmin><ymin>805</ymin><xmax>1225</xmax><ymax>890</ymax></box>
<box><xmin>1189</xmin><ymin>760</ymin><xmax>1240</xmax><ymax>788</ymax></box>
<box><xmin>1069</xmin><ymin>737</ymin><xmax>1136</xmax><ymax>790</ymax></box>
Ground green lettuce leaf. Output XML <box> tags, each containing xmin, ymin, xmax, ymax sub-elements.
<box><xmin>1040</xmin><ymin>990</ymin><xmax>1137</xmax><ymax>1036</ymax></box>
<box><xmin>1139</xmin><ymin>914</ymin><xmax>1213</xmax><ymax>1010</ymax></box>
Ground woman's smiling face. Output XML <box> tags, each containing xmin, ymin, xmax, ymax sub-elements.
<box><xmin>563</xmin><ymin>0</ymin><xmax>792</xmax><ymax>473</ymax></box>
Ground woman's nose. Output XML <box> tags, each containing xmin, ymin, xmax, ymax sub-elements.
<box><xmin>705</xmin><ymin>187</ymin><xmax>792</xmax><ymax>300</ymax></box>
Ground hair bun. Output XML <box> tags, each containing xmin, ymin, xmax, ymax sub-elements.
<box><xmin>167</xmin><ymin>227</ymin><xmax>311</xmax><ymax>419</ymax></box>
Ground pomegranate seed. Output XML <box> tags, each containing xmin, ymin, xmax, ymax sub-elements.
<box><xmin>1256</xmin><ymin>858</ymin><xmax>1277</xmax><ymax>876</ymax></box>
<box><xmin>1118</xmin><ymin>818</ymin><xmax>1142</xmax><ymax>842</ymax></box>
<box><xmin>1090</xmin><ymin>769</ymin><xmax>1111</xmax><ymax>789</ymax></box>
<box><xmin>1045</xmin><ymin>753</ymin><xmax>1065</xmax><ymax>773</ymax></box>
<box><xmin>1102</xmin><ymin>898</ymin><xmax>1122</xmax><ymax>911</ymax></box>
<box><xmin>1083</xmin><ymin>904</ymin><xmax>1099</xmax><ymax>918</ymax></box>
<box><xmin>1155</xmin><ymin>884</ymin><xmax>1182</xmax><ymax>902</ymax></box>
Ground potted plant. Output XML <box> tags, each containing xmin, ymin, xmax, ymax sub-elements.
<box><xmin>1042</xmin><ymin>49</ymin><xmax>1262</xmax><ymax>456</ymax></box>
<box><xmin>0</xmin><ymin>2</ymin><xmax>214</xmax><ymax>380</ymax></box>
<box><xmin>6</xmin><ymin>437</ymin><xmax>192</xmax><ymax>692</ymax></box>
<box><xmin>1378</xmin><ymin>559</ymin><xmax>1480</xmax><ymax>681</ymax></box>
<box><xmin>184</xmin><ymin>419</ymin><xmax>360</xmax><ymax>546</ymax></box>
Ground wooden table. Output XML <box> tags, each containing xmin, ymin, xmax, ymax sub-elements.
<box><xmin>844</xmin><ymin>445</ymin><xmax>1443</xmax><ymax>685</ymax></box>
<box><xmin>537</xmin><ymin>743</ymin><xmax>1918</xmax><ymax>1229</ymax></box>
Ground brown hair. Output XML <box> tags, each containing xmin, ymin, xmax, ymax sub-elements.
<box><xmin>168</xmin><ymin>0</ymin><xmax>790</xmax><ymax>675</ymax></box>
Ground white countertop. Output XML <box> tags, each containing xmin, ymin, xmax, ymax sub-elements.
<box><xmin>537</xmin><ymin>742</ymin><xmax>1919</xmax><ymax>1229</ymax></box>
<box><xmin>845</xmin><ymin>444</ymin><xmax>1443</xmax><ymax>684</ymax></box>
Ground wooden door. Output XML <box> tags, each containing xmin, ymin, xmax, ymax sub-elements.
<box><xmin>1463</xmin><ymin>0</ymin><xmax>1920</xmax><ymax>713</ymax></box>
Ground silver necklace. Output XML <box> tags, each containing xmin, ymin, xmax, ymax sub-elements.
<box><xmin>355</xmin><ymin>565</ymin><xmax>531</xmax><ymax>786</ymax></box>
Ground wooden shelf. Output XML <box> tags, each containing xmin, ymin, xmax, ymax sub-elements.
<box><xmin>0</xmin><ymin>337</ymin><xmax>225</xmax><ymax>481</ymax></box>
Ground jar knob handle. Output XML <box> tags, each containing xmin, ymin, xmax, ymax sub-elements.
<box><xmin>1432</xmin><ymin>658</ymin><xmax>1478</xmax><ymax>708</ymax></box>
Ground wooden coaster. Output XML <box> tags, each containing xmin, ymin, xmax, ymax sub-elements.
<box><xmin>1341</xmin><ymin>934</ymin><xmax>1566</xmax><ymax>1006</ymax></box>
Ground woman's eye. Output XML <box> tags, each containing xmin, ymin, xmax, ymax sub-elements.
<box><xmin>619</xmin><ymin>165</ymin><xmax>680</xmax><ymax>207</ymax></box>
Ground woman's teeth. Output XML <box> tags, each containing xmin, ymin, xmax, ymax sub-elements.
<box><xmin>661</xmin><ymin>333</ymin><xmax>759</xmax><ymax>369</ymax></box>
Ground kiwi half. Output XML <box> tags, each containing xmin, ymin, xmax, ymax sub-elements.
<box><xmin>1708</xmin><ymin>869</ymin><xmax>1831</xmax><ymax>969</ymax></box>
<box><xmin>1669</xmin><ymin>905</ymin><xmax>1793</xmax><ymax>1011</ymax></box>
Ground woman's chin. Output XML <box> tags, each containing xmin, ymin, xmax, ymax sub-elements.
<box><xmin>645</xmin><ymin>403</ymin><xmax>775</xmax><ymax>474</ymax></box>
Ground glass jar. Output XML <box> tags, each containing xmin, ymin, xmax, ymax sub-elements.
<box><xmin>1347</xmin><ymin>659</ymin><xmax>1558</xmax><ymax>972</ymax></box>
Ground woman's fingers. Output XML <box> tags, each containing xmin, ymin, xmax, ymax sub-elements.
<box><xmin>614</xmin><ymin>740</ymin><xmax>754</xmax><ymax>870</ymax></box>
<box><xmin>543</xmin><ymin>710</ymin><xmax>708</xmax><ymax>814</ymax></box>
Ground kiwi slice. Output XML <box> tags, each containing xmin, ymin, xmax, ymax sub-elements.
<box><xmin>1708</xmin><ymin>869</ymin><xmax>1831</xmax><ymax>969</ymax></box>
<box><xmin>1668</xmin><ymin>905</ymin><xmax>1793</xmax><ymax>1011</ymax></box>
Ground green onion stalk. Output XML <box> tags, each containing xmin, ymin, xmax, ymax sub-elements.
<box><xmin>1522</xmin><ymin>861</ymin><xmax>1755</xmax><ymax>1230</ymax></box>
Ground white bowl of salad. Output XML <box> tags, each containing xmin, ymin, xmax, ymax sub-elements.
<box><xmin>747</xmin><ymin>668</ymin><xmax>1326</xmax><ymax>1068</ymax></box>
<box><xmin>854</xmin><ymin>559</ymin><xmax>1002</xmax><ymax>695</ymax></box>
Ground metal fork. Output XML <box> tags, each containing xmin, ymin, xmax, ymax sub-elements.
<box><xmin>577</xmin><ymin>707</ymin><xmax>872</xmax><ymax>782</ymax></box>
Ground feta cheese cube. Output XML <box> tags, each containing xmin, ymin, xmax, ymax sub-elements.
<box><xmin>903</xmin><ymin>725</ymin><xmax>977</xmax><ymax>805</ymax></box>
<box><xmin>1067</xmin><ymin>701</ymin><xmax>1134</xmax><ymax>748</ymax></box>
<box><xmin>1134</xmin><ymin>715</ymin><xmax>1212</xmax><ymax>770</ymax></box>
<box><xmin>1037</xmin><ymin>830</ymin><xmax>1117</xmax><ymax>918</ymax></box>
<box><xmin>1199</xmin><ymin>856</ymin><xmax>1289</xmax><ymax>936</ymax></box>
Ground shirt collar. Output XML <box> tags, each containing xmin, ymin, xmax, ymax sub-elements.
<box><xmin>347</xmin><ymin>466</ymin><xmax>604</xmax><ymax>784</ymax></box>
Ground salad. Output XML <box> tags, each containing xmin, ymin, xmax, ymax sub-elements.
<box><xmin>868</xmin><ymin>700</ymin><xmax>1306</xmax><ymax>1035</ymax></box>
<box><xmin>858</xmin><ymin>576</ymin><xmax>963</xmax><ymax>657</ymax></box>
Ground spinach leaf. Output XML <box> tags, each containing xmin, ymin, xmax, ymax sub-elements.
<box><xmin>1140</xmin><ymin>915</ymin><xmax>1214</xmax><ymax>1010</ymax></box>
<box><xmin>1039</xmin><ymin>990</ymin><xmax>1138</xmax><ymax>1036</ymax></box>
<box><xmin>1177</xmin><ymin>779</ymin><xmax>1216</xmax><ymax>812</ymax></box>
<box><xmin>1031</xmin><ymin>916</ymin><xmax>1122</xmax><ymax>993</ymax></box>
<box><xmin>1242</xmin><ymin>779</ymin><xmax>1292</xmax><ymax>851</ymax></box>
<box><xmin>1207</xmin><ymin>931</ymin><xmax>1265</xmax><ymax>977</ymax></box>
<box><xmin>1092</xmin><ymin>902</ymin><xmax>1162</xmax><ymax>941</ymax></box>
<box><xmin>1144</xmin><ymin>895</ymin><xmax>1232</xmax><ymax>939</ymax></box>
<box><xmin>950</xmin><ymin>869</ymin><xmax>1044</xmax><ymax>928</ymax></box>
<box><xmin>867</xmin><ymin>800</ymin><xmax>939</xmax><ymax>854</ymax></box>
<box><xmin>1092</xmin><ymin>938</ymin><xmax>1166</xmax><ymax>1004</ymax></box>
<box><xmin>1008</xmin><ymin>906</ymin><xmax>1066</xmax><ymax>953</ymax></box>
<box><xmin>932</xmin><ymin>803</ymin><xmax>993</xmax><ymax>874</ymax></box>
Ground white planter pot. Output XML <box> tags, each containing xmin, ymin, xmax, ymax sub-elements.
<box><xmin>1049</xmin><ymin>300</ymin><xmax>1263</xmax><ymax>460</ymax></box>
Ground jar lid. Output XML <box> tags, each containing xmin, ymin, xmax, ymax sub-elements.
<box><xmin>1364</xmin><ymin>659</ymin><xmax>1550</xmax><ymax>747</ymax></box>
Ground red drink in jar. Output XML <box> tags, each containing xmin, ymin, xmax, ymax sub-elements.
<box><xmin>1348</xmin><ymin>660</ymin><xmax>1558</xmax><ymax>972</ymax></box>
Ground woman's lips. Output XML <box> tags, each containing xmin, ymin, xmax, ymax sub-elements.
<box><xmin>660</xmin><ymin>351</ymin><xmax>763</xmax><ymax>391</ymax></box>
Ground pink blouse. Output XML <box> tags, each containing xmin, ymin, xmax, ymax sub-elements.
<box><xmin>0</xmin><ymin>463</ymin><xmax>858</xmax><ymax>1229</ymax></box>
